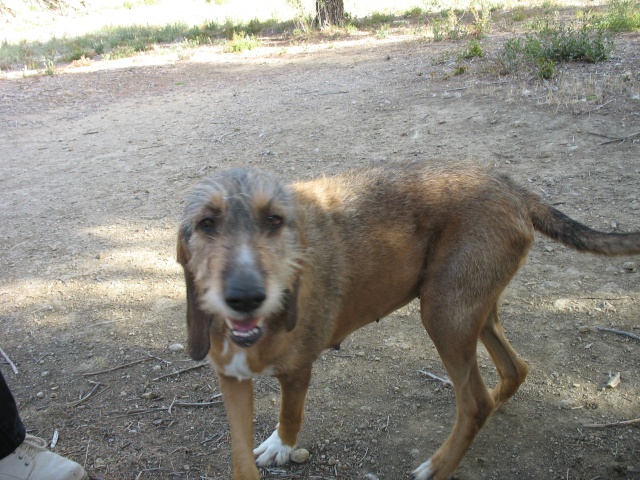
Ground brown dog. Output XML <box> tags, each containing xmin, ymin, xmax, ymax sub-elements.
<box><xmin>176</xmin><ymin>163</ymin><xmax>639</xmax><ymax>480</ymax></box>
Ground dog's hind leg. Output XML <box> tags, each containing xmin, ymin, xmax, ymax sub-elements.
<box><xmin>411</xmin><ymin>296</ymin><xmax>496</xmax><ymax>480</ymax></box>
<box><xmin>254</xmin><ymin>365</ymin><xmax>312</xmax><ymax>466</ymax></box>
<box><xmin>480</xmin><ymin>304</ymin><xmax>529</xmax><ymax>407</ymax></box>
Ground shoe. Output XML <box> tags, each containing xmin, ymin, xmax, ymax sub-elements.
<box><xmin>0</xmin><ymin>434</ymin><xmax>89</xmax><ymax>480</ymax></box>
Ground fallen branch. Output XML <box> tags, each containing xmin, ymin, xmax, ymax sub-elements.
<box><xmin>169</xmin><ymin>394</ymin><xmax>223</xmax><ymax>415</ymax></box>
<box><xmin>418</xmin><ymin>370</ymin><xmax>453</xmax><ymax>387</ymax></box>
<box><xmin>152</xmin><ymin>362</ymin><xmax>208</xmax><ymax>381</ymax></box>
<box><xmin>68</xmin><ymin>381</ymin><xmax>106</xmax><ymax>407</ymax></box>
<box><xmin>583</xmin><ymin>418</ymin><xmax>640</xmax><ymax>428</ymax></box>
<box><xmin>596</xmin><ymin>327</ymin><xmax>640</xmax><ymax>342</ymax></box>
<box><xmin>0</xmin><ymin>347</ymin><xmax>18</xmax><ymax>374</ymax></box>
<box><xmin>110</xmin><ymin>397</ymin><xmax>223</xmax><ymax>418</ymax></box>
<box><xmin>588</xmin><ymin>99</ymin><xmax>614</xmax><ymax>115</ymax></box>
<box><xmin>599</xmin><ymin>131</ymin><xmax>640</xmax><ymax>145</ymax></box>
<box><xmin>82</xmin><ymin>356</ymin><xmax>157</xmax><ymax>377</ymax></box>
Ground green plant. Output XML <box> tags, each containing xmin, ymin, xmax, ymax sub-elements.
<box><xmin>499</xmin><ymin>20</ymin><xmax>613</xmax><ymax>78</ymax></box>
<box><xmin>43</xmin><ymin>58</ymin><xmax>56</xmax><ymax>75</ymax></box>
<box><xmin>225</xmin><ymin>31</ymin><xmax>260</xmax><ymax>53</ymax></box>
<box><xmin>536</xmin><ymin>56</ymin><xmax>555</xmax><ymax>79</ymax></box>
<box><xmin>512</xmin><ymin>6</ymin><xmax>526</xmax><ymax>22</ymax></box>
<box><xmin>471</xmin><ymin>0</ymin><xmax>492</xmax><ymax>36</ymax></box>
<box><xmin>432</xmin><ymin>18</ymin><xmax>445</xmax><ymax>41</ymax></box>
<box><xmin>375</xmin><ymin>25</ymin><xmax>389</xmax><ymax>39</ymax></box>
<box><xmin>599</xmin><ymin>0</ymin><xmax>640</xmax><ymax>32</ymax></box>
<box><xmin>537</xmin><ymin>21</ymin><xmax>613</xmax><ymax>62</ymax></box>
<box><xmin>454</xmin><ymin>65</ymin><xmax>467</xmax><ymax>75</ymax></box>
<box><xmin>371</xmin><ymin>11</ymin><xmax>394</xmax><ymax>24</ymax></box>
<box><xmin>460</xmin><ymin>39</ymin><xmax>483</xmax><ymax>58</ymax></box>
<box><xmin>404</xmin><ymin>7</ymin><xmax>424</xmax><ymax>18</ymax></box>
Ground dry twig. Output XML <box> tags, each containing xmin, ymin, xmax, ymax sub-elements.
<box><xmin>418</xmin><ymin>370</ymin><xmax>453</xmax><ymax>387</ymax></box>
<box><xmin>583</xmin><ymin>418</ymin><xmax>640</xmax><ymax>428</ymax></box>
<box><xmin>0</xmin><ymin>347</ymin><xmax>18</xmax><ymax>374</ymax></box>
<box><xmin>596</xmin><ymin>326</ymin><xmax>640</xmax><ymax>342</ymax></box>
<box><xmin>152</xmin><ymin>362</ymin><xmax>208</xmax><ymax>381</ymax></box>
<box><xmin>68</xmin><ymin>381</ymin><xmax>106</xmax><ymax>407</ymax></box>
<box><xmin>82</xmin><ymin>356</ymin><xmax>157</xmax><ymax>376</ymax></box>
<box><xmin>599</xmin><ymin>131</ymin><xmax>640</xmax><ymax>145</ymax></box>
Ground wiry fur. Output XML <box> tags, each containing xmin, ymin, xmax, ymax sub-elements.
<box><xmin>177</xmin><ymin>163</ymin><xmax>640</xmax><ymax>480</ymax></box>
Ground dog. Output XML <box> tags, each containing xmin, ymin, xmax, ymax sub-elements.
<box><xmin>176</xmin><ymin>162</ymin><xmax>639</xmax><ymax>480</ymax></box>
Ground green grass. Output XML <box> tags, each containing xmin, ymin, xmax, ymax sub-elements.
<box><xmin>224</xmin><ymin>31</ymin><xmax>261</xmax><ymax>52</ymax></box>
<box><xmin>0</xmin><ymin>17</ymin><xmax>288</xmax><ymax>70</ymax></box>
<box><xmin>1</xmin><ymin>0</ymin><xmax>637</xmax><ymax>74</ymax></box>
<box><xmin>459</xmin><ymin>39</ymin><xmax>483</xmax><ymax>59</ymax></box>
<box><xmin>500</xmin><ymin>20</ymin><xmax>614</xmax><ymax>78</ymax></box>
<box><xmin>597</xmin><ymin>0</ymin><xmax>640</xmax><ymax>32</ymax></box>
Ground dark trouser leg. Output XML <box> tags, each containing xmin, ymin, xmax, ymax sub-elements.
<box><xmin>0</xmin><ymin>371</ymin><xmax>26</xmax><ymax>459</ymax></box>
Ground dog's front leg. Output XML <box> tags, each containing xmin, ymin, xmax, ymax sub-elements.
<box><xmin>218</xmin><ymin>373</ymin><xmax>260</xmax><ymax>480</ymax></box>
<box><xmin>254</xmin><ymin>365</ymin><xmax>312</xmax><ymax>466</ymax></box>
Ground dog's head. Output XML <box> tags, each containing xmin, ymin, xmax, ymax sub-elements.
<box><xmin>177</xmin><ymin>169</ymin><xmax>302</xmax><ymax>360</ymax></box>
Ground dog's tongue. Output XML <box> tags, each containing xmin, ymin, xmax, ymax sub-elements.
<box><xmin>225</xmin><ymin>317</ymin><xmax>265</xmax><ymax>348</ymax></box>
<box><xmin>231</xmin><ymin>317</ymin><xmax>259</xmax><ymax>332</ymax></box>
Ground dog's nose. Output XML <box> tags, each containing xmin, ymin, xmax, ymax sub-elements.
<box><xmin>224</xmin><ymin>270</ymin><xmax>266</xmax><ymax>313</ymax></box>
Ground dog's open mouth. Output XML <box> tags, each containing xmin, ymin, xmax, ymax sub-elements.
<box><xmin>224</xmin><ymin>317</ymin><xmax>265</xmax><ymax>347</ymax></box>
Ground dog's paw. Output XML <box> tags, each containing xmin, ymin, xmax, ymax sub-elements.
<box><xmin>410</xmin><ymin>459</ymin><xmax>435</xmax><ymax>480</ymax></box>
<box><xmin>253</xmin><ymin>429</ymin><xmax>293</xmax><ymax>466</ymax></box>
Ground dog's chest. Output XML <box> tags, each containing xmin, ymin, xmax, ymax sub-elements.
<box><xmin>216</xmin><ymin>341</ymin><xmax>275</xmax><ymax>381</ymax></box>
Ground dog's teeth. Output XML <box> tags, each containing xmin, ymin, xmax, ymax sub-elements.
<box><xmin>232</xmin><ymin>327</ymin><xmax>260</xmax><ymax>337</ymax></box>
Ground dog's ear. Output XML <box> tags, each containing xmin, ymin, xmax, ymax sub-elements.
<box><xmin>177</xmin><ymin>230</ymin><xmax>212</xmax><ymax>361</ymax></box>
<box><xmin>284</xmin><ymin>278</ymin><xmax>300</xmax><ymax>332</ymax></box>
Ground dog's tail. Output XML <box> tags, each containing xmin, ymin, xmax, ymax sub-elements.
<box><xmin>523</xmin><ymin>189</ymin><xmax>640</xmax><ymax>256</ymax></box>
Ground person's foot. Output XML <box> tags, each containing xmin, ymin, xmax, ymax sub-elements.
<box><xmin>0</xmin><ymin>434</ymin><xmax>88</xmax><ymax>480</ymax></box>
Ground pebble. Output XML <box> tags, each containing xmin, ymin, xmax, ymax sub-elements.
<box><xmin>291</xmin><ymin>448</ymin><xmax>310</xmax><ymax>464</ymax></box>
<box><xmin>168</xmin><ymin>343</ymin><xmax>184</xmax><ymax>352</ymax></box>
<box><xmin>622</xmin><ymin>261</ymin><xmax>636</xmax><ymax>272</ymax></box>
<box><xmin>578</xmin><ymin>326</ymin><xmax>591</xmax><ymax>333</ymax></box>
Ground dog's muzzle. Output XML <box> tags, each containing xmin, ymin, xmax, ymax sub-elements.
<box><xmin>223</xmin><ymin>268</ymin><xmax>267</xmax><ymax>347</ymax></box>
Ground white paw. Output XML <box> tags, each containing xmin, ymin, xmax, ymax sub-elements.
<box><xmin>410</xmin><ymin>459</ymin><xmax>434</xmax><ymax>480</ymax></box>
<box><xmin>253</xmin><ymin>429</ymin><xmax>293</xmax><ymax>466</ymax></box>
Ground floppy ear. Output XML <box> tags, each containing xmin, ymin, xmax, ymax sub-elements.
<box><xmin>177</xmin><ymin>231</ymin><xmax>212</xmax><ymax>361</ymax></box>
<box><xmin>284</xmin><ymin>278</ymin><xmax>300</xmax><ymax>332</ymax></box>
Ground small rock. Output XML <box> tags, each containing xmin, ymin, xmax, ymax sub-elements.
<box><xmin>168</xmin><ymin>343</ymin><xmax>184</xmax><ymax>352</ymax></box>
<box><xmin>94</xmin><ymin>458</ymin><xmax>106</xmax><ymax>469</ymax></box>
<box><xmin>36</xmin><ymin>391</ymin><xmax>45</xmax><ymax>398</ymax></box>
<box><xmin>544</xmin><ymin>245</ymin><xmax>555</xmax><ymax>252</ymax></box>
<box><xmin>291</xmin><ymin>448</ymin><xmax>310</xmax><ymax>464</ymax></box>
<box><xmin>622</xmin><ymin>261</ymin><xmax>636</xmax><ymax>273</ymax></box>
<box><xmin>41</xmin><ymin>371</ymin><xmax>50</xmax><ymax>377</ymax></box>
<box><xmin>578</xmin><ymin>326</ymin><xmax>591</xmax><ymax>333</ymax></box>
<box><xmin>605</xmin><ymin>372</ymin><xmax>621</xmax><ymax>389</ymax></box>
<box><xmin>559</xmin><ymin>399</ymin><xmax>574</xmax><ymax>409</ymax></box>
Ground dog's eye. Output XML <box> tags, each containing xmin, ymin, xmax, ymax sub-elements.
<box><xmin>266</xmin><ymin>215</ymin><xmax>283</xmax><ymax>229</ymax></box>
<box><xmin>198</xmin><ymin>218</ymin><xmax>217</xmax><ymax>234</ymax></box>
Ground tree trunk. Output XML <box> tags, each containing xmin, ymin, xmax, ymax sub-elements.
<box><xmin>315</xmin><ymin>0</ymin><xmax>344</xmax><ymax>27</ymax></box>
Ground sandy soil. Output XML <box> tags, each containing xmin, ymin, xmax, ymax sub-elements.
<box><xmin>0</xmin><ymin>32</ymin><xmax>639</xmax><ymax>480</ymax></box>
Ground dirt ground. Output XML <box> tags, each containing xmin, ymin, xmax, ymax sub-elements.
<box><xmin>1</xmin><ymin>31</ymin><xmax>639</xmax><ymax>480</ymax></box>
